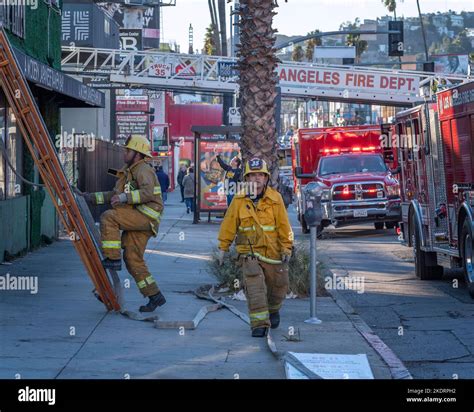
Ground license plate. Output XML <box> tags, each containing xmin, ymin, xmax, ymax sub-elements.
<box><xmin>353</xmin><ymin>209</ymin><xmax>368</xmax><ymax>218</ymax></box>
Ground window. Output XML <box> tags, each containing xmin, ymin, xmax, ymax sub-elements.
<box><xmin>0</xmin><ymin>4</ymin><xmax>25</xmax><ymax>38</ymax></box>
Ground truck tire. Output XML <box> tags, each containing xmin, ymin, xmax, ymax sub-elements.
<box><xmin>411</xmin><ymin>214</ymin><xmax>443</xmax><ymax>280</ymax></box>
<box><xmin>374</xmin><ymin>222</ymin><xmax>384</xmax><ymax>230</ymax></box>
<box><xmin>460</xmin><ymin>220</ymin><xmax>474</xmax><ymax>299</ymax></box>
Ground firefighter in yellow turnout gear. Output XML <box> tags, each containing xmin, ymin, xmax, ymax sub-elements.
<box><xmin>218</xmin><ymin>158</ymin><xmax>294</xmax><ymax>337</ymax></box>
<box><xmin>81</xmin><ymin>135</ymin><xmax>166</xmax><ymax>312</ymax></box>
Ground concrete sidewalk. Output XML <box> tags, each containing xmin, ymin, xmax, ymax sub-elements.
<box><xmin>0</xmin><ymin>190</ymin><xmax>396</xmax><ymax>379</ymax></box>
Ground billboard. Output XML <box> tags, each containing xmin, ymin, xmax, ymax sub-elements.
<box><xmin>198</xmin><ymin>140</ymin><xmax>240</xmax><ymax>211</ymax></box>
<box><xmin>116</xmin><ymin>95</ymin><xmax>149</xmax><ymax>112</ymax></box>
<box><xmin>116</xmin><ymin>114</ymin><xmax>149</xmax><ymax>143</ymax></box>
<box><xmin>433</xmin><ymin>54</ymin><xmax>469</xmax><ymax>75</ymax></box>
<box><xmin>97</xmin><ymin>3</ymin><xmax>160</xmax><ymax>49</ymax></box>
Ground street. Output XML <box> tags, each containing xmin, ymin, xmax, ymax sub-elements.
<box><xmin>311</xmin><ymin>221</ymin><xmax>474</xmax><ymax>379</ymax></box>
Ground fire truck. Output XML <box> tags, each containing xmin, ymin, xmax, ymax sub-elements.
<box><xmin>394</xmin><ymin>80</ymin><xmax>474</xmax><ymax>298</ymax></box>
<box><xmin>292</xmin><ymin>125</ymin><xmax>401</xmax><ymax>236</ymax></box>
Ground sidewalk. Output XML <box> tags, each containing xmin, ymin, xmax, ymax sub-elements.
<box><xmin>0</xmin><ymin>190</ymin><xmax>395</xmax><ymax>379</ymax></box>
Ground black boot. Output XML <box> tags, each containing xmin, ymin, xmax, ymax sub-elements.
<box><xmin>139</xmin><ymin>291</ymin><xmax>166</xmax><ymax>312</ymax></box>
<box><xmin>270</xmin><ymin>311</ymin><xmax>280</xmax><ymax>329</ymax></box>
<box><xmin>251</xmin><ymin>327</ymin><xmax>268</xmax><ymax>338</ymax></box>
<box><xmin>102</xmin><ymin>258</ymin><xmax>122</xmax><ymax>271</ymax></box>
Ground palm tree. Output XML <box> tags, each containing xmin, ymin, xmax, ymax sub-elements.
<box><xmin>381</xmin><ymin>0</ymin><xmax>397</xmax><ymax>19</ymax></box>
<box><xmin>305</xmin><ymin>30</ymin><xmax>322</xmax><ymax>62</ymax></box>
<box><xmin>237</xmin><ymin>0</ymin><xmax>280</xmax><ymax>184</ymax></box>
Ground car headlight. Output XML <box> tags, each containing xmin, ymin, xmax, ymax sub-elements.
<box><xmin>321</xmin><ymin>189</ymin><xmax>331</xmax><ymax>200</ymax></box>
<box><xmin>386</xmin><ymin>184</ymin><xmax>400</xmax><ymax>197</ymax></box>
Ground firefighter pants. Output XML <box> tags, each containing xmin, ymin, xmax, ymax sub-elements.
<box><xmin>100</xmin><ymin>206</ymin><xmax>160</xmax><ymax>297</ymax></box>
<box><xmin>240</xmin><ymin>256</ymin><xmax>289</xmax><ymax>329</ymax></box>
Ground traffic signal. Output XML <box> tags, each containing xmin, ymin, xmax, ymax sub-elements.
<box><xmin>388</xmin><ymin>21</ymin><xmax>404</xmax><ymax>57</ymax></box>
<box><xmin>423</xmin><ymin>62</ymin><xmax>435</xmax><ymax>73</ymax></box>
<box><xmin>149</xmin><ymin>107</ymin><xmax>155</xmax><ymax>123</ymax></box>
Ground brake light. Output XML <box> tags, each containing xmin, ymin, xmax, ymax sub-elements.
<box><xmin>323</xmin><ymin>148</ymin><xmax>341</xmax><ymax>154</ymax></box>
<box><xmin>342</xmin><ymin>185</ymin><xmax>350</xmax><ymax>195</ymax></box>
<box><xmin>362</xmin><ymin>146</ymin><xmax>377</xmax><ymax>151</ymax></box>
<box><xmin>352</xmin><ymin>147</ymin><xmax>361</xmax><ymax>152</ymax></box>
<box><xmin>367</xmin><ymin>189</ymin><xmax>377</xmax><ymax>193</ymax></box>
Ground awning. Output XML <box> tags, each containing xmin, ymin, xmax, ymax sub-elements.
<box><xmin>13</xmin><ymin>48</ymin><xmax>105</xmax><ymax>108</ymax></box>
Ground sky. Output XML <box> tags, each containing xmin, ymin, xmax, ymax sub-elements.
<box><xmin>160</xmin><ymin>0</ymin><xmax>474</xmax><ymax>53</ymax></box>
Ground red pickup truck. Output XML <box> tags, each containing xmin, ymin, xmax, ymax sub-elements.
<box><xmin>292</xmin><ymin>125</ymin><xmax>401</xmax><ymax>235</ymax></box>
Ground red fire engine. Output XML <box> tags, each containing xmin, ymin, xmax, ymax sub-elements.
<box><xmin>394</xmin><ymin>80</ymin><xmax>474</xmax><ymax>298</ymax></box>
<box><xmin>292</xmin><ymin>125</ymin><xmax>401</xmax><ymax>235</ymax></box>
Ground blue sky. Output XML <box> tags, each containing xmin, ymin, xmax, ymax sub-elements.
<box><xmin>161</xmin><ymin>0</ymin><xmax>474</xmax><ymax>53</ymax></box>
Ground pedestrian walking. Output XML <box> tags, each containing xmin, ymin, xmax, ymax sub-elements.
<box><xmin>217</xmin><ymin>157</ymin><xmax>294</xmax><ymax>337</ymax></box>
<box><xmin>182</xmin><ymin>167</ymin><xmax>195</xmax><ymax>214</ymax></box>
<box><xmin>177</xmin><ymin>164</ymin><xmax>187</xmax><ymax>203</ymax></box>
<box><xmin>155</xmin><ymin>165</ymin><xmax>170</xmax><ymax>203</ymax></box>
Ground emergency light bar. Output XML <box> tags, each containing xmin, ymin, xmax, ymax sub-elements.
<box><xmin>320</xmin><ymin>146</ymin><xmax>379</xmax><ymax>154</ymax></box>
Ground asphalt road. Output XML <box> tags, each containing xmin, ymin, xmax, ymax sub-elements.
<box><xmin>291</xmin><ymin>210</ymin><xmax>474</xmax><ymax>379</ymax></box>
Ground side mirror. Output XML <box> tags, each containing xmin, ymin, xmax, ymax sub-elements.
<box><xmin>390</xmin><ymin>165</ymin><xmax>401</xmax><ymax>175</ymax></box>
<box><xmin>295</xmin><ymin>166</ymin><xmax>316</xmax><ymax>179</ymax></box>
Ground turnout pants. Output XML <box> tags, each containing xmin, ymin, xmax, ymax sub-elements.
<box><xmin>100</xmin><ymin>207</ymin><xmax>160</xmax><ymax>297</ymax></box>
<box><xmin>240</xmin><ymin>256</ymin><xmax>289</xmax><ymax>329</ymax></box>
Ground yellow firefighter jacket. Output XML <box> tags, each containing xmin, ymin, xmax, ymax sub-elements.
<box><xmin>88</xmin><ymin>159</ymin><xmax>164</xmax><ymax>224</ymax></box>
<box><xmin>218</xmin><ymin>186</ymin><xmax>293</xmax><ymax>263</ymax></box>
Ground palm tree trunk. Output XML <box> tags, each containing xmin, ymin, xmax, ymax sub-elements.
<box><xmin>218</xmin><ymin>0</ymin><xmax>228</xmax><ymax>56</ymax></box>
<box><xmin>237</xmin><ymin>0</ymin><xmax>280</xmax><ymax>185</ymax></box>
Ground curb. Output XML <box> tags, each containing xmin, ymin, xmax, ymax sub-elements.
<box><xmin>319</xmin><ymin>258</ymin><xmax>413</xmax><ymax>380</ymax></box>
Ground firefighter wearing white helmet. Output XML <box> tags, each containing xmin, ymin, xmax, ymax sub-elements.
<box><xmin>77</xmin><ymin>135</ymin><xmax>166</xmax><ymax>312</ymax></box>
<box><xmin>217</xmin><ymin>157</ymin><xmax>294</xmax><ymax>337</ymax></box>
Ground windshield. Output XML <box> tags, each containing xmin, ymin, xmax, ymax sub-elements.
<box><xmin>318</xmin><ymin>155</ymin><xmax>387</xmax><ymax>176</ymax></box>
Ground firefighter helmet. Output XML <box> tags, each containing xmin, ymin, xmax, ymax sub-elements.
<box><xmin>243</xmin><ymin>157</ymin><xmax>270</xmax><ymax>177</ymax></box>
<box><xmin>124</xmin><ymin>135</ymin><xmax>152</xmax><ymax>157</ymax></box>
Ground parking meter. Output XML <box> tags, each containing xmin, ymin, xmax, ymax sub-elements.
<box><xmin>302</xmin><ymin>182</ymin><xmax>323</xmax><ymax>325</ymax></box>
<box><xmin>303</xmin><ymin>182</ymin><xmax>323</xmax><ymax>227</ymax></box>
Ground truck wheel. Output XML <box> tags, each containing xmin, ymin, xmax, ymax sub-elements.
<box><xmin>301</xmin><ymin>214</ymin><xmax>310</xmax><ymax>234</ymax></box>
<box><xmin>460</xmin><ymin>220</ymin><xmax>474</xmax><ymax>299</ymax></box>
<box><xmin>374</xmin><ymin>222</ymin><xmax>384</xmax><ymax>230</ymax></box>
<box><xmin>385</xmin><ymin>222</ymin><xmax>397</xmax><ymax>229</ymax></box>
<box><xmin>411</xmin><ymin>214</ymin><xmax>443</xmax><ymax>280</ymax></box>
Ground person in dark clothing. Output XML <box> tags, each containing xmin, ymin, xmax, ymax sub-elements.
<box><xmin>177</xmin><ymin>164</ymin><xmax>187</xmax><ymax>203</ymax></box>
<box><xmin>216</xmin><ymin>154</ymin><xmax>242</xmax><ymax>207</ymax></box>
<box><xmin>155</xmin><ymin>166</ymin><xmax>170</xmax><ymax>203</ymax></box>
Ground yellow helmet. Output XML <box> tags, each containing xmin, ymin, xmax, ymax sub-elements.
<box><xmin>243</xmin><ymin>157</ymin><xmax>270</xmax><ymax>177</ymax></box>
<box><xmin>124</xmin><ymin>134</ymin><xmax>152</xmax><ymax>157</ymax></box>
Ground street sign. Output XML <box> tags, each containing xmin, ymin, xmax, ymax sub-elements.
<box><xmin>218</xmin><ymin>61</ymin><xmax>238</xmax><ymax>78</ymax></box>
<box><xmin>149</xmin><ymin>62</ymin><xmax>172</xmax><ymax>77</ymax></box>
<box><xmin>228</xmin><ymin>107</ymin><xmax>241</xmax><ymax>125</ymax></box>
<box><xmin>116</xmin><ymin>95</ymin><xmax>149</xmax><ymax>112</ymax></box>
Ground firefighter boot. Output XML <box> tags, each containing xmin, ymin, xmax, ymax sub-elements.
<box><xmin>270</xmin><ymin>311</ymin><xmax>280</xmax><ymax>329</ymax></box>
<box><xmin>139</xmin><ymin>291</ymin><xmax>166</xmax><ymax>312</ymax></box>
<box><xmin>251</xmin><ymin>327</ymin><xmax>269</xmax><ymax>338</ymax></box>
<box><xmin>102</xmin><ymin>258</ymin><xmax>122</xmax><ymax>271</ymax></box>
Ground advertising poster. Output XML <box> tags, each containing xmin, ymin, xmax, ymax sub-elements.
<box><xmin>116</xmin><ymin>114</ymin><xmax>149</xmax><ymax>143</ymax></box>
<box><xmin>199</xmin><ymin>140</ymin><xmax>240</xmax><ymax>211</ymax></box>
<box><xmin>433</xmin><ymin>54</ymin><xmax>469</xmax><ymax>75</ymax></box>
